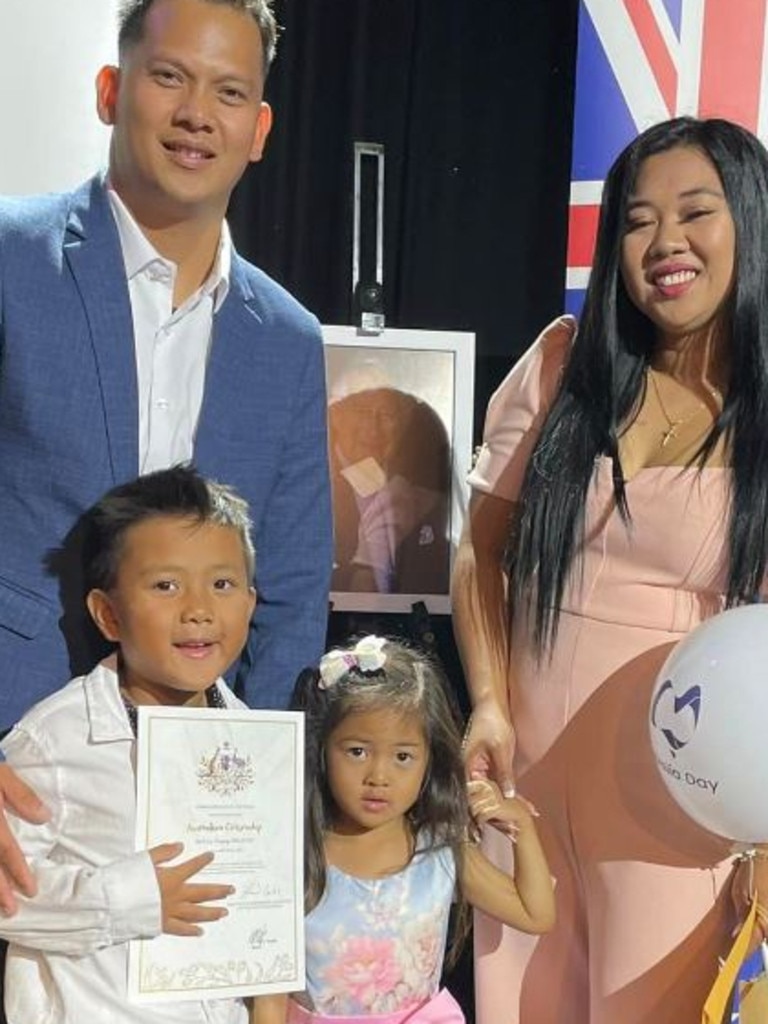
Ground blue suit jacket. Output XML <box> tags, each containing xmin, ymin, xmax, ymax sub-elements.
<box><xmin>0</xmin><ymin>176</ymin><xmax>332</xmax><ymax>726</ymax></box>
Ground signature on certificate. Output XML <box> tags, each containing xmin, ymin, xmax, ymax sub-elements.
<box><xmin>249</xmin><ymin>926</ymin><xmax>279</xmax><ymax>951</ymax></box>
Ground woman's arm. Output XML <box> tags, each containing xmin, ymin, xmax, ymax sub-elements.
<box><xmin>459</xmin><ymin>779</ymin><xmax>555</xmax><ymax>934</ymax></box>
<box><xmin>451</xmin><ymin>490</ymin><xmax>518</xmax><ymax>794</ymax></box>
<box><xmin>452</xmin><ymin>319</ymin><xmax>576</xmax><ymax>791</ymax></box>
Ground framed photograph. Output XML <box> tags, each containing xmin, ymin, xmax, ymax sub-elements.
<box><xmin>322</xmin><ymin>325</ymin><xmax>475</xmax><ymax>614</ymax></box>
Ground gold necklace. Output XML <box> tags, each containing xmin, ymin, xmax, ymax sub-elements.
<box><xmin>648</xmin><ymin>369</ymin><xmax>712</xmax><ymax>450</ymax></box>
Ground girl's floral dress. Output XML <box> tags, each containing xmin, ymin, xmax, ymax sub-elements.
<box><xmin>295</xmin><ymin>844</ymin><xmax>455</xmax><ymax>1018</ymax></box>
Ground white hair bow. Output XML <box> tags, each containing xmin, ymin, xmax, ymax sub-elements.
<box><xmin>318</xmin><ymin>635</ymin><xmax>388</xmax><ymax>690</ymax></box>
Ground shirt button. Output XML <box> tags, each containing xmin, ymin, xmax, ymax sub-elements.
<box><xmin>155</xmin><ymin>399</ymin><xmax>170</xmax><ymax>410</ymax></box>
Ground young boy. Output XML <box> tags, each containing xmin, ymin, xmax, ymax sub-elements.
<box><xmin>0</xmin><ymin>465</ymin><xmax>258</xmax><ymax>1023</ymax></box>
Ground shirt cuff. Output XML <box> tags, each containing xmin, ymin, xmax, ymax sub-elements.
<box><xmin>102</xmin><ymin>850</ymin><xmax>162</xmax><ymax>944</ymax></box>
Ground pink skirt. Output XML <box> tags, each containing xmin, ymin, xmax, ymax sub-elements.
<box><xmin>286</xmin><ymin>988</ymin><xmax>465</xmax><ymax>1024</ymax></box>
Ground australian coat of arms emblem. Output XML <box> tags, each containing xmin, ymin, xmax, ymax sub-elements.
<box><xmin>197</xmin><ymin>741</ymin><xmax>255</xmax><ymax>795</ymax></box>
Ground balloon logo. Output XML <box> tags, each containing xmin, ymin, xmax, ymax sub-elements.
<box><xmin>650</xmin><ymin>681</ymin><xmax>701</xmax><ymax>756</ymax></box>
<box><xmin>649</xmin><ymin>604</ymin><xmax>768</xmax><ymax>844</ymax></box>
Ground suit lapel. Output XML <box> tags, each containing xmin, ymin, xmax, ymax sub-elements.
<box><xmin>63</xmin><ymin>178</ymin><xmax>139</xmax><ymax>482</ymax></box>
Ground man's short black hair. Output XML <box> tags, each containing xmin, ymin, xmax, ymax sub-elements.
<box><xmin>117</xmin><ymin>0</ymin><xmax>278</xmax><ymax>76</ymax></box>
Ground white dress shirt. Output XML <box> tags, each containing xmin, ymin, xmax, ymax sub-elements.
<box><xmin>107</xmin><ymin>186</ymin><xmax>232</xmax><ymax>474</ymax></box>
<box><xmin>0</xmin><ymin>659</ymin><xmax>247</xmax><ymax>1024</ymax></box>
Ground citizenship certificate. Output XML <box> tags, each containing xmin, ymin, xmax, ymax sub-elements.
<box><xmin>128</xmin><ymin>706</ymin><xmax>304</xmax><ymax>1003</ymax></box>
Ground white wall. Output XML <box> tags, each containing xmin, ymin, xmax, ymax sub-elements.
<box><xmin>0</xmin><ymin>0</ymin><xmax>119</xmax><ymax>194</ymax></box>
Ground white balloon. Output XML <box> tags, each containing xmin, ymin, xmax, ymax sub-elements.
<box><xmin>649</xmin><ymin>603</ymin><xmax>768</xmax><ymax>843</ymax></box>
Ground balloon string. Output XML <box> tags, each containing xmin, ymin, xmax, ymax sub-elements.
<box><xmin>701</xmin><ymin>896</ymin><xmax>758</xmax><ymax>1023</ymax></box>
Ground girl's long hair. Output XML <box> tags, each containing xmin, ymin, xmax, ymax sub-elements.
<box><xmin>290</xmin><ymin>639</ymin><xmax>471</xmax><ymax>962</ymax></box>
<box><xmin>508</xmin><ymin>116</ymin><xmax>768</xmax><ymax>653</ymax></box>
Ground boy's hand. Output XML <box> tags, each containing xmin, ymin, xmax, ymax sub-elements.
<box><xmin>150</xmin><ymin>842</ymin><xmax>234</xmax><ymax>937</ymax></box>
<box><xmin>467</xmin><ymin>774</ymin><xmax>538</xmax><ymax>843</ymax></box>
<box><xmin>0</xmin><ymin>764</ymin><xmax>51</xmax><ymax>914</ymax></box>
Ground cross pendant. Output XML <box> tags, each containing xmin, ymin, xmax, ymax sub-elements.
<box><xmin>660</xmin><ymin>423</ymin><xmax>680</xmax><ymax>448</ymax></box>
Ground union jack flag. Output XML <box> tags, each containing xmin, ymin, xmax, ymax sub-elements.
<box><xmin>566</xmin><ymin>0</ymin><xmax>768</xmax><ymax>314</ymax></box>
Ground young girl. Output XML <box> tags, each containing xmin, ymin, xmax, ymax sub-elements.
<box><xmin>253</xmin><ymin>635</ymin><xmax>554</xmax><ymax>1024</ymax></box>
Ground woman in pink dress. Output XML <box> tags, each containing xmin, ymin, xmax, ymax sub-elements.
<box><xmin>451</xmin><ymin>116</ymin><xmax>768</xmax><ymax>1024</ymax></box>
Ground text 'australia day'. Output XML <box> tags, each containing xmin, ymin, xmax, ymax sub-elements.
<box><xmin>657</xmin><ymin>759</ymin><xmax>719</xmax><ymax>796</ymax></box>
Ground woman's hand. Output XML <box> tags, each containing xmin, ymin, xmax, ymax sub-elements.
<box><xmin>462</xmin><ymin>700</ymin><xmax>516</xmax><ymax>798</ymax></box>
<box><xmin>731</xmin><ymin>846</ymin><xmax>768</xmax><ymax>951</ymax></box>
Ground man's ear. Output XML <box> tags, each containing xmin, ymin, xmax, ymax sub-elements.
<box><xmin>95</xmin><ymin>65</ymin><xmax>120</xmax><ymax>126</ymax></box>
<box><xmin>86</xmin><ymin>589</ymin><xmax>121</xmax><ymax>643</ymax></box>
<box><xmin>248</xmin><ymin>102</ymin><xmax>273</xmax><ymax>163</ymax></box>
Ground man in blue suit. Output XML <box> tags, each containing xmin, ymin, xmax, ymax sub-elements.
<box><xmin>0</xmin><ymin>0</ymin><xmax>332</xmax><ymax>910</ymax></box>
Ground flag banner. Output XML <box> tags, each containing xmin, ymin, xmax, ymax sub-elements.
<box><xmin>567</xmin><ymin>0</ymin><xmax>768</xmax><ymax>314</ymax></box>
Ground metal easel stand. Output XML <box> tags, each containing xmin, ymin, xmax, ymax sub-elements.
<box><xmin>352</xmin><ymin>141</ymin><xmax>385</xmax><ymax>335</ymax></box>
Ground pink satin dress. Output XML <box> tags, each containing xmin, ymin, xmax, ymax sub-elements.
<box><xmin>468</xmin><ymin>318</ymin><xmax>735</xmax><ymax>1024</ymax></box>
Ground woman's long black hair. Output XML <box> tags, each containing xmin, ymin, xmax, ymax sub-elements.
<box><xmin>508</xmin><ymin>117</ymin><xmax>768</xmax><ymax>652</ymax></box>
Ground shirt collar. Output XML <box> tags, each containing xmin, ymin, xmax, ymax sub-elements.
<box><xmin>105</xmin><ymin>183</ymin><xmax>232</xmax><ymax>312</ymax></box>
<box><xmin>84</xmin><ymin>656</ymin><xmax>133</xmax><ymax>743</ymax></box>
<box><xmin>84</xmin><ymin>655</ymin><xmax>229</xmax><ymax>742</ymax></box>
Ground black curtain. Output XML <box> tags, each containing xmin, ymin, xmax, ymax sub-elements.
<box><xmin>228</xmin><ymin>8</ymin><xmax>579</xmax><ymax>1013</ymax></box>
<box><xmin>229</xmin><ymin>0</ymin><xmax>579</xmax><ymax>412</ymax></box>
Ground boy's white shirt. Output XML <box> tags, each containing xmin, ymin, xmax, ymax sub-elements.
<box><xmin>0</xmin><ymin>657</ymin><xmax>247</xmax><ymax>1024</ymax></box>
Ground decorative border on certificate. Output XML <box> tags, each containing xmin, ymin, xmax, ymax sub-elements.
<box><xmin>128</xmin><ymin>706</ymin><xmax>305</xmax><ymax>1004</ymax></box>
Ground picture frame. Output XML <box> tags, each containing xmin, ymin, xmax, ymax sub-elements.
<box><xmin>322</xmin><ymin>325</ymin><xmax>476</xmax><ymax>614</ymax></box>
